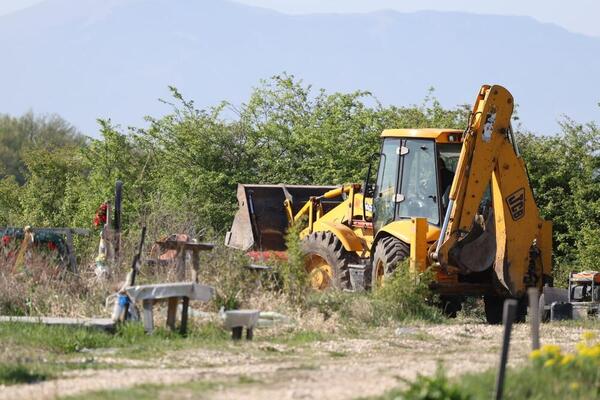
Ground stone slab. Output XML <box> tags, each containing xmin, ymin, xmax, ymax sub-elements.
<box><xmin>223</xmin><ymin>310</ymin><xmax>260</xmax><ymax>329</ymax></box>
<box><xmin>0</xmin><ymin>316</ymin><xmax>115</xmax><ymax>332</ymax></box>
<box><xmin>125</xmin><ymin>282</ymin><xmax>215</xmax><ymax>302</ymax></box>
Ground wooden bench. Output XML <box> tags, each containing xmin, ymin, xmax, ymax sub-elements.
<box><xmin>125</xmin><ymin>282</ymin><xmax>214</xmax><ymax>334</ymax></box>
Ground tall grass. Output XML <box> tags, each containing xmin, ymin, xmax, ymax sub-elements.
<box><xmin>305</xmin><ymin>265</ymin><xmax>443</xmax><ymax>328</ymax></box>
<box><xmin>1</xmin><ymin>205</ymin><xmax>445</xmax><ymax>337</ymax></box>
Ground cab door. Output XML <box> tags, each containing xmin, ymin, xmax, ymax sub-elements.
<box><xmin>395</xmin><ymin>139</ymin><xmax>440</xmax><ymax>225</ymax></box>
<box><xmin>373</xmin><ymin>138</ymin><xmax>401</xmax><ymax>232</ymax></box>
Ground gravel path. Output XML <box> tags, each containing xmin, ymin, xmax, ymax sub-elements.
<box><xmin>0</xmin><ymin>323</ymin><xmax>587</xmax><ymax>400</ymax></box>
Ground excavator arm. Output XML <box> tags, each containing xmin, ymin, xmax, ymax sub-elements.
<box><xmin>434</xmin><ymin>85</ymin><xmax>552</xmax><ymax>297</ymax></box>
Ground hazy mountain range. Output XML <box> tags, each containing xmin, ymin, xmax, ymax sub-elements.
<box><xmin>1</xmin><ymin>0</ymin><xmax>599</xmax><ymax>135</ymax></box>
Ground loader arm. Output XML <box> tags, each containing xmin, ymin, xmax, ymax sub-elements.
<box><xmin>434</xmin><ymin>85</ymin><xmax>552</xmax><ymax>297</ymax></box>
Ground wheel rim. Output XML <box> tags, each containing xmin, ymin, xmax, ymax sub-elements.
<box><xmin>374</xmin><ymin>259</ymin><xmax>385</xmax><ymax>289</ymax></box>
<box><xmin>306</xmin><ymin>254</ymin><xmax>333</xmax><ymax>290</ymax></box>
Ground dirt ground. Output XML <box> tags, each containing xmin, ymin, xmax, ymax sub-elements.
<box><xmin>0</xmin><ymin>322</ymin><xmax>589</xmax><ymax>400</ymax></box>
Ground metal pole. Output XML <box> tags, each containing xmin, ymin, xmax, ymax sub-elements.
<box><xmin>494</xmin><ymin>299</ymin><xmax>517</xmax><ymax>400</ymax></box>
<box><xmin>528</xmin><ymin>288</ymin><xmax>540</xmax><ymax>350</ymax></box>
<box><xmin>434</xmin><ymin>199</ymin><xmax>454</xmax><ymax>257</ymax></box>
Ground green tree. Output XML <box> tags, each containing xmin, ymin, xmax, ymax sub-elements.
<box><xmin>0</xmin><ymin>112</ymin><xmax>85</xmax><ymax>184</ymax></box>
<box><xmin>517</xmin><ymin>119</ymin><xmax>600</xmax><ymax>282</ymax></box>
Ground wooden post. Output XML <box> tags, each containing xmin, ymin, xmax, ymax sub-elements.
<box><xmin>494</xmin><ymin>299</ymin><xmax>517</xmax><ymax>400</ymax></box>
<box><xmin>232</xmin><ymin>327</ymin><xmax>243</xmax><ymax>340</ymax></box>
<box><xmin>528</xmin><ymin>288</ymin><xmax>540</xmax><ymax>350</ymax></box>
<box><xmin>410</xmin><ymin>217</ymin><xmax>428</xmax><ymax>273</ymax></box>
<box><xmin>180</xmin><ymin>297</ymin><xmax>189</xmax><ymax>335</ymax></box>
<box><xmin>175</xmin><ymin>246</ymin><xmax>186</xmax><ymax>281</ymax></box>
<box><xmin>166</xmin><ymin>298</ymin><xmax>178</xmax><ymax>330</ymax></box>
<box><xmin>142</xmin><ymin>299</ymin><xmax>154</xmax><ymax>334</ymax></box>
<box><xmin>65</xmin><ymin>230</ymin><xmax>78</xmax><ymax>274</ymax></box>
<box><xmin>191</xmin><ymin>250</ymin><xmax>200</xmax><ymax>283</ymax></box>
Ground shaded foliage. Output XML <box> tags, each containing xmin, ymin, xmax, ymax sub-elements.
<box><xmin>516</xmin><ymin>120</ymin><xmax>600</xmax><ymax>281</ymax></box>
<box><xmin>0</xmin><ymin>112</ymin><xmax>85</xmax><ymax>184</ymax></box>
<box><xmin>0</xmin><ymin>75</ymin><xmax>597</xmax><ymax>282</ymax></box>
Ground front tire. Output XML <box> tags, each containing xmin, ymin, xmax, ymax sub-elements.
<box><xmin>302</xmin><ymin>232</ymin><xmax>352</xmax><ymax>290</ymax></box>
<box><xmin>371</xmin><ymin>236</ymin><xmax>409</xmax><ymax>290</ymax></box>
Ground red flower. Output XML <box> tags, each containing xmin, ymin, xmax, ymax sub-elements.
<box><xmin>93</xmin><ymin>202</ymin><xmax>109</xmax><ymax>227</ymax></box>
<box><xmin>48</xmin><ymin>241</ymin><xmax>57</xmax><ymax>251</ymax></box>
<box><xmin>1</xmin><ymin>235</ymin><xmax>10</xmax><ymax>246</ymax></box>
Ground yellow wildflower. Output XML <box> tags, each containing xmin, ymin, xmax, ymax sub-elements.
<box><xmin>529</xmin><ymin>349</ymin><xmax>543</xmax><ymax>360</ymax></box>
<box><xmin>575</xmin><ymin>342</ymin><xmax>588</xmax><ymax>353</ymax></box>
<box><xmin>582</xmin><ymin>331</ymin><xmax>597</xmax><ymax>341</ymax></box>
<box><xmin>579</xmin><ymin>345</ymin><xmax>600</xmax><ymax>358</ymax></box>
<box><xmin>544</xmin><ymin>358</ymin><xmax>556</xmax><ymax>368</ymax></box>
<box><xmin>570</xmin><ymin>382</ymin><xmax>580</xmax><ymax>391</ymax></box>
<box><xmin>540</xmin><ymin>344</ymin><xmax>561</xmax><ymax>356</ymax></box>
<box><xmin>560</xmin><ymin>354</ymin><xmax>575</xmax><ymax>365</ymax></box>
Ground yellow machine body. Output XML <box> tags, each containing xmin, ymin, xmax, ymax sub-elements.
<box><xmin>226</xmin><ymin>85</ymin><xmax>552</xmax><ymax>300</ymax></box>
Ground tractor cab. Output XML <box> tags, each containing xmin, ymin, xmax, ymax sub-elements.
<box><xmin>372</xmin><ymin>129</ymin><xmax>463</xmax><ymax>234</ymax></box>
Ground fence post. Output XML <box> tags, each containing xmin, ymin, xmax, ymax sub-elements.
<box><xmin>528</xmin><ymin>288</ymin><xmax>540</xmax><ymax>350</ymax></box>
<box><xmin>113</xmin><ymin>180</ymin><xmax>123</xmax><ymax>261</ymax></box>
<box><xmin>494</xmin><ymin>299</ymin><xmax>517</xmax><ymax>400</ymax></box>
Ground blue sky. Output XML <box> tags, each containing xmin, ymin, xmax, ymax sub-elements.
<box><xmin>2</xmin><ymin>0</ymin><xmax>599</xmax><ymax>37</ymax></box>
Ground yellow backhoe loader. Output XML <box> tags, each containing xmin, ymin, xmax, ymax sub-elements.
<box><xmin>226</xmin><ymin>85</ymin><xmax>553</xmax><ymax>323</ymax></box>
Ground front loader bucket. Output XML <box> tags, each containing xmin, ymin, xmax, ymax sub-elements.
<box><xmin>225</xmin><ymin>184</ymin><xmax>341</xmax><ymax>252</ymax></box>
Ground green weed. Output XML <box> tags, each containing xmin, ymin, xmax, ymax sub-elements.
<box><xmin>0</xmin><ymin>321</ymin><xmax>229</xmax><ymax>358</ymax></box>
<box><xmin>0</xmin><ymin>363</ymin><xmax>52</xmax><ymax>385</ymax></box>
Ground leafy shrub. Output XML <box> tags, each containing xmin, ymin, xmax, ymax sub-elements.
<box><xmin>305</xmin><ymin>265</ymin><xmax>442</xmax><ymax>326</ymax></box>
<box><xmin>277</xmin><ymin>222</ymin><xmax>309</xmax><ymax>304</ymax></box>
<box><xmin>0</xmin><ymin>363</ymin><xmax>51</xmax><ymax>385</ymax></box>
<box><xmin>371</xmin><ymin>265</ymin><xmax>443</xmax><ymax>323</ymax></box>
<box><xmin>374</xmin><ymin>368</ymin><xmax>471</xmax><ymax>400</ymax></box>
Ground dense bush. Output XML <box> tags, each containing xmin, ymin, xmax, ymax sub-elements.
<box><xmin>0</xmin><ymin>75</ymin><xmax>598</xmax><ymax>283</ymax></box>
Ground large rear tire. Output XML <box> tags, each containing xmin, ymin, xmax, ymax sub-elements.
<box><xmin>484</xmin><ymin>295</ymin><xmax>527</xmax><ymax>324</ymax></box>
<box><xmin>302</xmin><ymin>232</ymin><xmax>352</xmax><ymax>290</ymax></box>
<box><xmin>371</xmin><ymin>236</ymin><xmax>409</xmax><ymax>290</ymax></box>
<box><xmin>483</xmin><ymin>295</ymin><xmax>504</xmax><ymax>324</ymax></box>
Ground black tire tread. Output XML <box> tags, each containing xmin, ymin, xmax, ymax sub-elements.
<box><xmin>371</xmin><ymin>236</ymin><xmax>410</xmax><ymax>287</ymax></box>
<box><xmin>302</xmin><ymin>231</ymin><xmax>353</xmax><ymax>289</ymax></box>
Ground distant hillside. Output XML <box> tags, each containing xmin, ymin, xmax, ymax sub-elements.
<box><xmin>1</xmin><ymin>0</ymin><xmax>599</xmax><ymax>135</ymax></box>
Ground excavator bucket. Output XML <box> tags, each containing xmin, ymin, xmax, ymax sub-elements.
<box><xmin>225</xmin><ymin>184</ymin><xmax>341</xmax><ymax>252</ymax></box>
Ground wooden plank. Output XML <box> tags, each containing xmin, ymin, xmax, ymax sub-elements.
<box><xmin>158</xmin><ymin>241</ymin><xmax>214</xmax><ymax>251</ymax></box>
<box><xmin>166</xmin><ymin>297</ymin><xmax>178</xmax><ymax>330</ymax></box>
<box><xmin>0</xmin><ymin>316</ymin><xmax>115</xmax><ymax>332</ymax></box>
<box><xmin>0</xmin><ymin>227</ymin><xmax>91</xmax><ymax>236</ymax></box>
<box><xmin>142</xmin><ymin>299</ymin><xmax>154</xmax><ymax>334</ymax></box>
